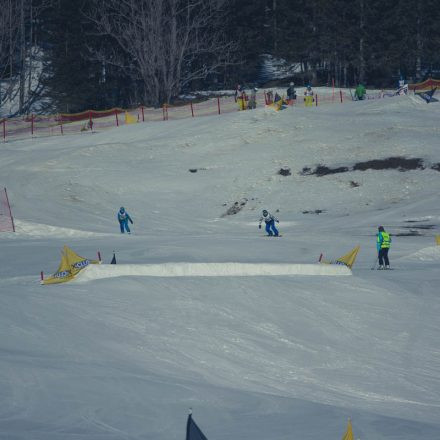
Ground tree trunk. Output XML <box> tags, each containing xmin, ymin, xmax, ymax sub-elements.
<box><xmin>415</xmin><ymin>3</ymin><xmax>422</xmax><ymax>80</ymax></box>
<box><xmin>19</xmin><ymin>0</ymin><xmax>26</xmax><ymax>114</ymax></box>
<box><xmin>273</xmin><ymin>0</ymin><xmax>277</xmax><ymax>53</ymax></box>
<box><xmin>358</xmin><ymin>0</ymin><xmax>365</xmax><ymax>83</ymax></box>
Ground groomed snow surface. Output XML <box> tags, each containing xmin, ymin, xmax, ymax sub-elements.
<box><xmin>1</xmin><ymin>91</ymin><xmax>440</xmax><ymax>439</ymax></box>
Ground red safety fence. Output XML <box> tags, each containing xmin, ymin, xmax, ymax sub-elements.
<box><xmin>0</xmin><ymin>187</ymin><xmax>15</xmax><ymax>232</ymax></box>
<box><xmin>0</xmin><ymin>94</ymin><xmax>262</xmax><ymax>142</ymax></box>
<box><xmin>0</xmin><ymin>88</ymin><xmax>395</xmax><ymax>143</ymax></box>
<box><xmin>409</xmin><ymin>78</ymin><xmax>440</xmax><ymax>92</ymax></box>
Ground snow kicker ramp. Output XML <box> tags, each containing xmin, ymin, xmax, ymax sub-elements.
<box><xmin>76</xmin><ymin>263</ymin><xmax>351</xmax><ymax>282</ymax></box>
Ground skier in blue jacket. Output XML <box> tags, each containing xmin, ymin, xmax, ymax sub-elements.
<box><xmin>258</xmin><ymin>209</ymin><xmax>279</xmax><ymax>236</ymax></box>
<box><xmin>117</xmin><ymin>207</ymin><xmax>133</xmax><ymax>234</ymax></box>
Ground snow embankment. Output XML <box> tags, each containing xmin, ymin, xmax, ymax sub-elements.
<box><xmin>400</xmin><ymin>246</ymin><xmax>440</xmax><ymax>262</ymax></box>
<box><xmin>75</xmin><ymin>262</ymin><xmax>351</xmax><ymax>282</ymax></box>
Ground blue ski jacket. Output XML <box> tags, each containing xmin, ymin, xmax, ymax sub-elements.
<box><xmin>117</xmin><ymin>209</ymin><xmax>132</xmax><ymax>223</ymax></box>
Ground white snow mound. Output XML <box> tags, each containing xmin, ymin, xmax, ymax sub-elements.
<box><xmin>75</xmin><ymin>262</ymin><xmax>351</xmax><ymax>281</ymax></box>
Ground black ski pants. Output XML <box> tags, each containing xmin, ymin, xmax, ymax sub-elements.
<box><xmin>378</xmin><ymin>248</ymin><xmax>390</xmax><ymax>266</ymax></box>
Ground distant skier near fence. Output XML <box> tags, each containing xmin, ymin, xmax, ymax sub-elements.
<box><xmin>396</xmin><ymin>76</ymin><xmax>408</xmax><ymax>95</ymax></box>
<box><xmin>248</xmin><ymin>87</ymin><xmax>257</xmax><ymax>109</ymax></box>
<box><xmin>355</xmin><ymin>83</ymin><xmax>366</xmax><ymax>100</ymax></box>
<box><xmin>304</xmin><ymin>85</ymin><xmax>314</xmax><ymax>106</ymax></box>
<box><xmin>377</xmin><ymin>226</ymin><xmax>391</xmax><ymax>269</ymax></box>
<box><xmin>117</xmin><ymin>207</ymin><xmax>133</xmax><ymax>234</ymax></box>
<box><xmin>235</xmin><ymin>84</ymin><xmax>247</xmax><ymax>110</ymax></box>
<box><xmin>287</xmin><ymin>82</ymin><xmax>297</xmax><ymax>101</ymax></box>
<box><xmin>258</xmin><ymin>209</ymin><xmax>279</xmax><ymax>236</ymax></box>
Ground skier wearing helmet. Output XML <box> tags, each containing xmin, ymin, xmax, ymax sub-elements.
<box><xmin>304</xmin><ymin>84</ymin><xmax>314</xmax><ymax>106</ymax></box>
<box><xmin>117</xmin><ymin>206</ymin><xmax>133</xmax><ymax>234</ymax></box>
<box><xmin>258</xmin><ymin>210</ymin><xmax>279</xmax><ymax>236</ymax></box>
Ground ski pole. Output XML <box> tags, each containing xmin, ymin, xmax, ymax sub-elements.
<box><xmin>370</xmin><ymin>254</ymin><xmax>378</xmax><ymax>270</ymax></box>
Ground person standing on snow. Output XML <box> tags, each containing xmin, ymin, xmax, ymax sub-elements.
<box><xmin>287</xmin><ymin>82</ymin><xmax>297</xmax><ymax>100</ymax></box>
<box><xmin>397</xmin><ymin>76</ymin><xmax>408</xmax><ymax>95</ymax></box>
<box><xmin>304</xmin><ymin>85</ymin><xmax>314</xmax><ymax>106</ymax></box>
<box><xmin>234</xmin><ymin>84</ymin><xmax>242</xmax><ymax>102</ymax></box>
<box><xmin>259</xmin><ymin>210</ymin><xmax>279</xmax><ymax>236</ymax></box>
<box><xmin>355</xmin><ymin>83</ymin><xmax>366</xmax><ymax>100</ymax></box>
<box><xmin>377</xmin><ymin>226</ymin><xmax>391</xmax><ymax>269</ymax></box>
<box><xmin>117</xmin><ymin>207</ymin><xmax>133</xmax><ymax>234</ymax></box>
<box><xmin>248</xmin><ymin>87</ymin><xmax>257</xmax><ymax>109</ymax></box>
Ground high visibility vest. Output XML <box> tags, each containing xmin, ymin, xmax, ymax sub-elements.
<box><xmin>378</xmin><ymin>232</ymin><xmax>391</xmax><ymax>249</ymax></box>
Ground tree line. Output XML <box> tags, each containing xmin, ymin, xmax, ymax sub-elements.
<box><xmin>0</xmin><ymin>0</ymin><xmax>439</xmax><ymax>115</ymax></box>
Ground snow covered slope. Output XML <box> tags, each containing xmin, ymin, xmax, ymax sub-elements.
<box><xmin>1</xmin><ymin>92</ymin><xmax>440</xmax><ymax>440</ymax></box>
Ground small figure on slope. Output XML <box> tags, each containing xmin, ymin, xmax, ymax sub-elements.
<box><xmin>304</xmin><ymin>85</ymin><xmax>314</xmax><ymax>106</ymax></box>
<box><xmin>117</xmin><ymin>206</ymin><xmax>133</xmax><ymax>234</ymax></box>
<box><xmin>235</xmin><ymin>84</ymin><xmax>247</xmax><ymax>110</ymax></box>
<box><xmin>248</xmin><ymin>87</ymin><xmax>257</xmax><ymax>109</ymax></box>
<box><xmin>234</xmin><ymin>84</ymin><xmax>242</xmax><ymax>102</ymax></box>
<box><xmin>396</xmin><ymin>76</ymin><xmax>408</xmax><ymax>95</ymax></box>
<box><xmin>287</xmin><ymin>82</ymin><xmax>297</xmax><ymax>101</ymax></box>
<box><xmin>377</xmin><ymin>225</ymin><xmax>391</xmax><ymax>269</ymax></box>
<box><xmin>259</xmin><ymin>209</ymin><xmax>279</xmax><ymax>236</ymax></box>
<box><xmin>266</xmin><ymin>90</ymin><xmax>274</xmax><ymax>105</ymax></box>
<box><xmin>355</xmin><ymin>83</ymin><xmax>366</xmax><ymax>100</ymax></box>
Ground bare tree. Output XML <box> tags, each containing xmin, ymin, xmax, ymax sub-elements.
<box><xmin>0</xmin><ymin>0</ymin><xmax>50</xmax><ymax>116</ymax></box>
<box><xmin>86</xmin><ymin>0</ymin><xmax>235</xmax><ymax>106</ymax></box>
<box><xmin>0</xmin><ymin>0</ymin><xmax>20</xmax><ymax>111</ymax></box>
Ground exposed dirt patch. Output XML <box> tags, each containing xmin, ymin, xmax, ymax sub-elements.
<box><xmin>302</xmin><ymin>209</ymin><xmax>326</xmax><ymax>214</ymax></box>
<box><xmin>353</xmin><ymin>157</ymin><xmax>424</xmax><ymax>171</ymax></box>
<box><xmin>402</xmin><ymin>224</ymin><xmax>436</xmax><ymax>230</ymax></box>
<box><xmin>300</xmin><ymin>156</ymin><xmax>426</xmax><ymax>177</ymax></box>
<box><xmin>221</xmin><ymin>198</ymin><xmax>248</xmax><ymax>217</ymax></box>
<box><xmin>350</xmin><ymin>181</ymin><xmax>360</xmax><ymax>187</ymax></box>
<box><xmin>394</xmin><ymin>231</ymin><xmax>423</xmax><ymax>236</ymax></box>
<box><xmin>189</xmin><ymin>167</ymin><xmax>208</xmax><ymax>173</ymax></box>
<box><xmin>300</xmin><ymin>165</ymin><xmax>349</xmax><ymax>176</ymax></box>
<box><xmin>278</xmin><ymin>167</ymin><xmax>291</xmax><ymax>176</ymax></box>
<box><xmin>431</xmin><ymin>163</ymin><xmax>440</xmax><ymax>172</ymax></box>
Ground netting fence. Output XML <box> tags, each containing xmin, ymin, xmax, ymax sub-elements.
<box><xmin>0</xmin><ymin>87</ymin><xmax>394</xmax><ymax>143</ymax></box>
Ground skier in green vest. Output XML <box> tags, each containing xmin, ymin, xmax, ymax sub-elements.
<box><xmin>355</xmin><ymin>83</ymin><xmax>366</xmax><ymax>100</ymax></box>
<box><xmin>377</xmin><ymin>226</ymin><xmax>391</xmax><ymax>269</ymax></box>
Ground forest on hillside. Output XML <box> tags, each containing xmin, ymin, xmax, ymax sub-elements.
<box><xmin>1</xmin><ymin>0</ymin><xmax>439</xmax><ymax>114</ymax></box>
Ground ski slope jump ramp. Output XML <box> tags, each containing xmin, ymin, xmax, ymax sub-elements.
<box><xmin>75</xmin><ymin>263</ymin><xmax>351</xmax><ymax>282</ymax></box>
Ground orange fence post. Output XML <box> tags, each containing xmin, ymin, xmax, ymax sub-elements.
<box><xmin>115</xmin><ymin>109</ymin><xmax>119</xmax><ymax>127</ymax></box>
